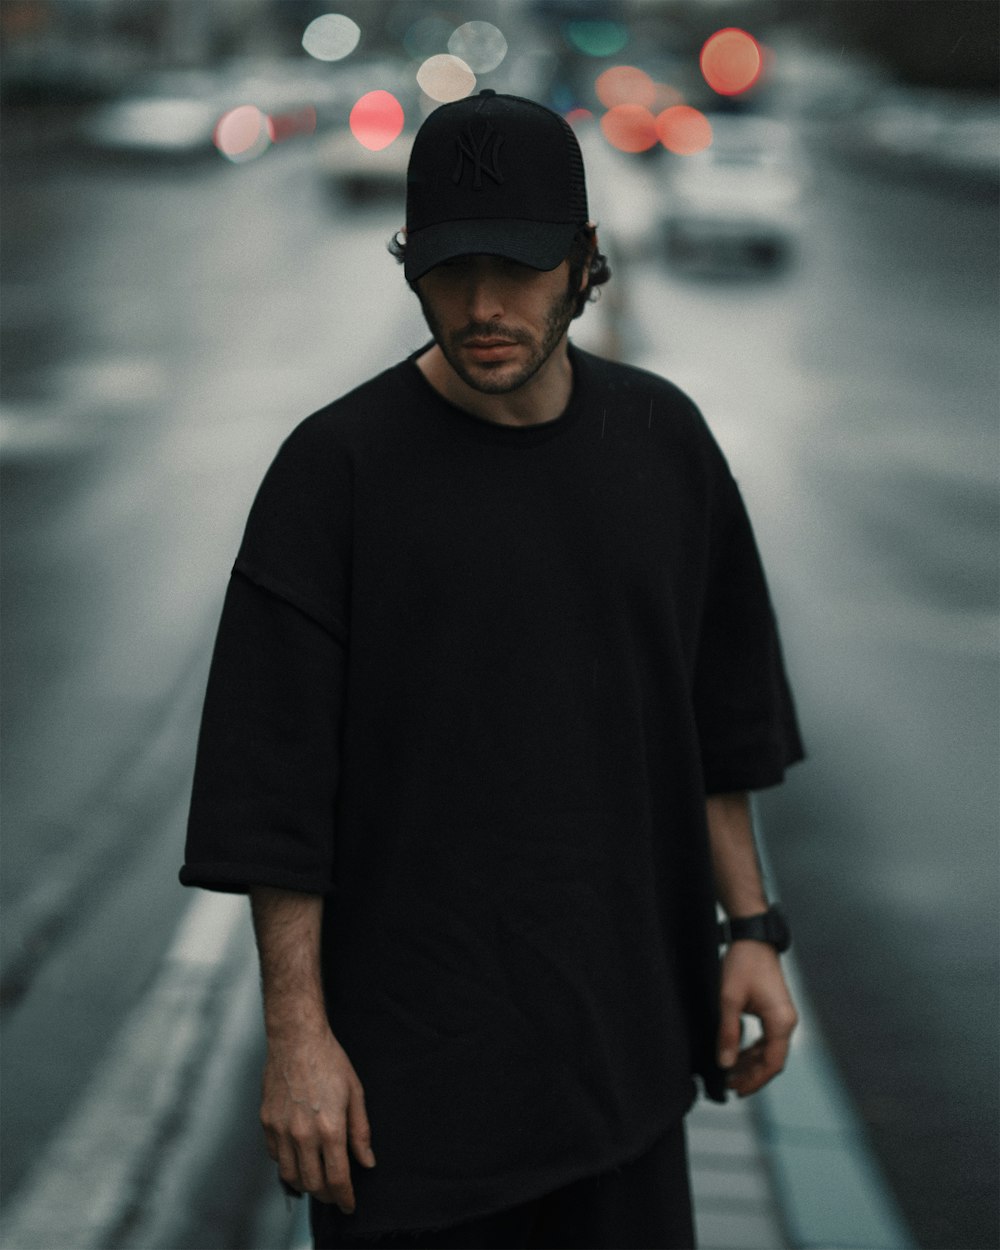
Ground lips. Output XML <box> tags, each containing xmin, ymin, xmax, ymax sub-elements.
<box><xmin>463</xmin><ymin>339</ymin><xmax>519</xmax><ymax>362</ymax></box>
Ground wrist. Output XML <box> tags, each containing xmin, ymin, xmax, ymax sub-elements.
<box><xmin>262</xmin><ymin>994</ymin><xmax>330</xmax><ymax>1044</ymax></box>
<box><xmin>718</xmin><ymin>904</ymin><xmax>791</xmax><ymax>953</ymax></box>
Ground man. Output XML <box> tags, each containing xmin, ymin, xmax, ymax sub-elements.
<box><xmin>181</xmin><ymin>91</ymin><xmax>803</xmax><ymax>1250</ymax></box>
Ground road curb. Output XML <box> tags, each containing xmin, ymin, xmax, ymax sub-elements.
<box><xmin>0</xmin><ymin>892</ymin><xmax>251</xmax><ymax>1250</ymax></box>
<box><xmin>749</xmin><ymin>812</ymin><xmax>916</xmax><ymax>1250</ymax></box>
<box><xmin>752</xmin><ymin>953</ymin><xmax>915</xmax><ymax>1250</ymax></box>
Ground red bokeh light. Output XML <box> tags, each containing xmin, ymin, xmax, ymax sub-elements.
<box><xmin>564</xmin><ymin>107</ymin><xmax>595</xmax><ymax>128</ymax></box>
<box><xmin>601</xmin><ymin>104</ymin><xmax>658</xmax><ymax>153</ymax></box>
<box><xmin>656</xmin><ymin>106</ymin><xmax>713</xmax><ymax>155</ymax></box>
<box><xmin>350</xmin><ymin>90</ymin><xmax>405</xmax><ymax>151</ymax></box>
<box><xmin>267</xmin><ymin>106</ymin><xmax>317</xmax><ymax>144</ymax></box>
<box><xmin>595</xmin><ymin>65</ymin><xmax>655</xmax><ymax>109</ymax></box>
<box><xmin>700</xmin><ymin>28</ymin><xmax>763</xmax><ymax>96</ymax></box>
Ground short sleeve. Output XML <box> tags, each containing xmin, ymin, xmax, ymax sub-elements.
<box><xmin>180</xmin><ymin>571</ymin><xmax>345</xmax><ymax>894</ymax></box>
<box><xmin>692</xmin><ymin>466</ymin><xmax>804</xmax><ymax>793</ymax></box>
<box><xmin>233</xmin><ymin>412</ymin><xmax>353</xmax><ymax>643</ymax></box>
<box><xmin>180</xmin><ymin>415</ymin><xmax>353</xmax><ymax>894</ymax></box>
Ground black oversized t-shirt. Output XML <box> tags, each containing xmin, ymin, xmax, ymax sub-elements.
<box><xmin>181</xmin><ymin>344</ymin><xmax>803</xmax><ymax>1235</ymax></box>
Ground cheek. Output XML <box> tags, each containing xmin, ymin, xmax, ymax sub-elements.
<box><xmin>416</xmin><ymin>285</ymin><xmax>456</xmax><ymax>326</ymax></box>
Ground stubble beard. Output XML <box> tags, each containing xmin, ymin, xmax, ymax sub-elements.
<box><xmin>417</xmin><ymin>286</ymin><xmax>578</xmax><ymax>396</ymax></box>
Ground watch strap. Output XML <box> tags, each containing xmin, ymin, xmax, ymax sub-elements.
<box><xmin>718</xmin><ymin>904</ymin><xmax>791</xmax><ymax>952</ymax></box>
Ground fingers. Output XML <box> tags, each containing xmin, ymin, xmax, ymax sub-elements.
<box><xmin>347</xmin><ymin>1079</ymin><xmax>377</xmax><ymax>1170</ymax></box>
<box><xmin>271</xmin><ymin>1117</ymin><xmax>356</xmax><ymax>1211</ymax></box>
<box><xmin>724</xmin><ymin>1003</ymin><xmax>798</xmax><ymax>1096</ymax></box>
<box><xmin>258</xmin><ymin>1029</ymin><xmax>378</xmax><ymax>1214</ymax></box>
<box><xmin>261</xmin><ymin>1075</ymin><xmax>374</xmax><ymax>1212</ymax></box>
<box><xmin>313</xmin><ymin>1077</ymin><xmax>376</xmax><ymax>1209</ymax></box>
<box><xmin>276</xmin><ymin>1135</ymin><xmax>304</xmax><ymax>1195</ymax></box>
<box><xmin>726</xmin><ymin>1036</ymin><xmax>785</xmax><ymax>1096</ymax></box>
<box><xmin>718</xmin><ymin>942</ymin><xmax>798</xmax><ymax>1096</ymax></box>
<box><xmin>318</xmin><ymin>1125</ymin><xmax>356</xmax><ymax>1211</ymax></box>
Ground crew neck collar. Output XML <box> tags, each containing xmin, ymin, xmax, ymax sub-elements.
<box><xmin>404</xmin><ymin>342</ymin><xmax>587</xmax><ymax>446</ymax></box>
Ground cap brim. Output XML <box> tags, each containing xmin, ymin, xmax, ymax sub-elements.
<box><xmin>404</xmin><ymin>219</ymin><xmax>578</xmax><ymax>282</ymax></box>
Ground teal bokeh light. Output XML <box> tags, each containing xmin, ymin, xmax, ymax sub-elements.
<box><xmin>564</xmin><ymin>20</ymin><xmax>629</xmax><ymax>58</ymax></box>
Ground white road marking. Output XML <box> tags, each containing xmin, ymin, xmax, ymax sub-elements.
<box><xmin>0</xmin><ymin>891</ymin><xmax>247</xmax><ymax>1250</ymax></box>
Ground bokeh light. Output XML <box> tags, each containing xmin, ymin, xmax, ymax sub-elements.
<box><xmin>417</xmin><ymin>54</ymin><xmax>476</xmax><ymax>103</ymax></box>
<box><xmin>349</xmin><ymin>91</ymin><xmax>405</xmax><ymax>151</ymax></box>
<box><xmin>214</xmin><ymin>105</ymin><xmax>270</xmax><ymax>163</ymax></box>
<box><xmin>565</xmin><ymin>20</ymin><xmax>628</xmax><ymax>57</ymax></box>
<box><xmin>700</xmin><ymin>28</ymin><xmax>763</xmax><ymax>96</ymax></box>
<box><xmin>301</xmin><ymin>14</ymin><xmax>361</xmax><ymax>62</ymax></box>
<box><xmin>656</xmin><ymin>106</ymin><xmax>713</xmax><ymax>155</ymax></box>
<box><xmin>267</xmin><ymin>106</ymin><xmax>317</xmax><ymax>144</ymax></box>
<box><xmin>595</xmin><ymin>66</ymin><xmax>656</xmax><ymax>110</ymax></box>
<box><xmin>565</xmin><ymin>107</ymin><xmax>595</xmax><ymax>128</ymax></box>
<box><xmin>448</xmin><ymin>22</ymin><xmax>507</xmax><ymax>73</ymax></box>
<box><xmin>601</xmin><ymin>104</ymin><xmax>658</xmax><ymax>154</ymax></box>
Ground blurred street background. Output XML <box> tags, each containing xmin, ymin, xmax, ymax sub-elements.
<box><xmin>1</xmin><ymin>2</ymin><xmax>997</xmax><ymax>1248</ymax></box>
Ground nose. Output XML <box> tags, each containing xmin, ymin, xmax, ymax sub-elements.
<box><xmin>465</xmin><ymin>260</ymin><xmax>504</xmax><ymax>322</ymax></box>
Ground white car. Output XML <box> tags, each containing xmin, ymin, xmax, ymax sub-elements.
<box><xmin>82</xmin><ymin>94</ymin><xmax>221</xmax><ymax>157</ymax></box>
<box><xmin>662</xmin><ymin>116</ymin><xmax>806</xmax><ymax>273</ymax></box>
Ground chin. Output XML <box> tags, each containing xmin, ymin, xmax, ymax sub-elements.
<box><xmin>462</xmin><ymin>365</ymin><xmax>532</xmax><ymax>395</ymax></box>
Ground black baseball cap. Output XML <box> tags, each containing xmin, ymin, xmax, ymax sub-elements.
<box><xmin>404</xmin><ymin>90</ymin><xmax>589</xmax><ymax>283</ymax></box>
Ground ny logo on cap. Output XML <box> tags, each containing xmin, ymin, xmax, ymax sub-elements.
<box><xmin>453</xmin><ymin>122</ymin><xmax>505</xmax><ymax>190</ymax></box>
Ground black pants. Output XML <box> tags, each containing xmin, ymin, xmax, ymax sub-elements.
<box><xmin>311</xmin><ymin>1123</ymin><xmax>696</xmax><ymax>1250</ymax></box>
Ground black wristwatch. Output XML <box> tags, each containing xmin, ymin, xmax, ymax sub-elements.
<box><xmin>718</xmin><ymin>904</ymin><xmax>791</xmax><ymax>953</ymax></box>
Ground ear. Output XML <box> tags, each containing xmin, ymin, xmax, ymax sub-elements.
<box><xmin>578</xmin><ymin>224</ymin><xmax>599</xmax><ymax>293</ymax></box>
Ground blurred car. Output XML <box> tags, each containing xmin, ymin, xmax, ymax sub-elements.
<box><xmin>77</xmin><ymin>60</ymin><xmax>356</xmax><ymax>160</ymax></box>
<box><xmin>81</xmin><ymin>93</ymin><xmax>222</xmax><ymax>158</ymax></box>
<box><xmin>662</xmin><ymin>116</ymin><xmax>806</xmax><ymax>274</ymax></box>
<box><xmin>849</xmin><ymin>87</ymin><xmax>1000</xmax><ymax>192</ymax></box>
<box><xmin>318</xmin><ymin>126</ymin><xmax>412</xmax><ymax>205</ymax></box>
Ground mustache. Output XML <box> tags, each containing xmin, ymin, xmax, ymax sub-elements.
<box><xmin>455</xmin><ymin>323</ymin><xmax>530</xmax><ymax>346</ymax></box>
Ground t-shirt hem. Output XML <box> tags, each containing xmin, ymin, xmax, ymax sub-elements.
<box><xmin>702</xmin><ymin>738</ymin><xmax>805</xmax><ymax>794</ymax></box>
<box><xmin>178</xmin><ymin>862</ymin><xmax>330</xmax><ymax>896</ymax></box>
<box><xmin>318</xmin><ymin>1083</ymin><xmax>698</xmax><ymax>1238</ymax></box>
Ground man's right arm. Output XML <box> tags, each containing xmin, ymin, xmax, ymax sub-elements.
<box><xmin>250</xmin><ymin>886</ymin><xmax>376</xmax><ymax>1213</ymax></box>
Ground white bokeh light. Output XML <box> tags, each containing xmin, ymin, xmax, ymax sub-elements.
<box><xmin>447</xmin><ymin>22</ymin><xmax>508</xmax><ymax>74</ymax></box>
<box><xmin>302</xmin><ymin>13</ymin><xmax>361</xmax><ymax>62</ymax></box>
<box><xmin>214</xmin><ymin>105</ymin><xmax>271</xmax><ymax>163</ymax></box>
<box><xmin>417</xmin><ymin>55</ymin><xmax>476</xmax><ymax>104</ymax></box>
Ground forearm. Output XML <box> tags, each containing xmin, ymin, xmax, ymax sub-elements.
<box><xmin>249</xmin><ymin>885</ymin><xmax>374</xmax><ymax>1208</ymax></box>
<box><xmin>706</xmin><ymin>791</ymin><xmax>769</xmax><ymax>917</ymax></box>
<box><xmin>250</xmin><ymin>885</ymin><xmax>329</xmax><ymax>1041</ymax></box>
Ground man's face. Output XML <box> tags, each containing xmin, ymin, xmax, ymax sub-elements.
<box><xmin>415</xmin><ymin>255</ymin><xmax>579</xmax><ymax>395</ymax></box>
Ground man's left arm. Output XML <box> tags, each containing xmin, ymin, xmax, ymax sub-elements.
<box><xmin>707</xmin><ymin>791</ymin><xmax>798</xmax><ymax>1096</ymax></box>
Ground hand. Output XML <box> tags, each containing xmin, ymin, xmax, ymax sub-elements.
<box><xmin>717</xmin><ymin>941</ymin><xmax>798</xmax><ymax>1097</ymax></box>
<box><xmin>260</xmin><ymin>1025</ymin><xmax>376</xmax><ymax>1212</ymax></box>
